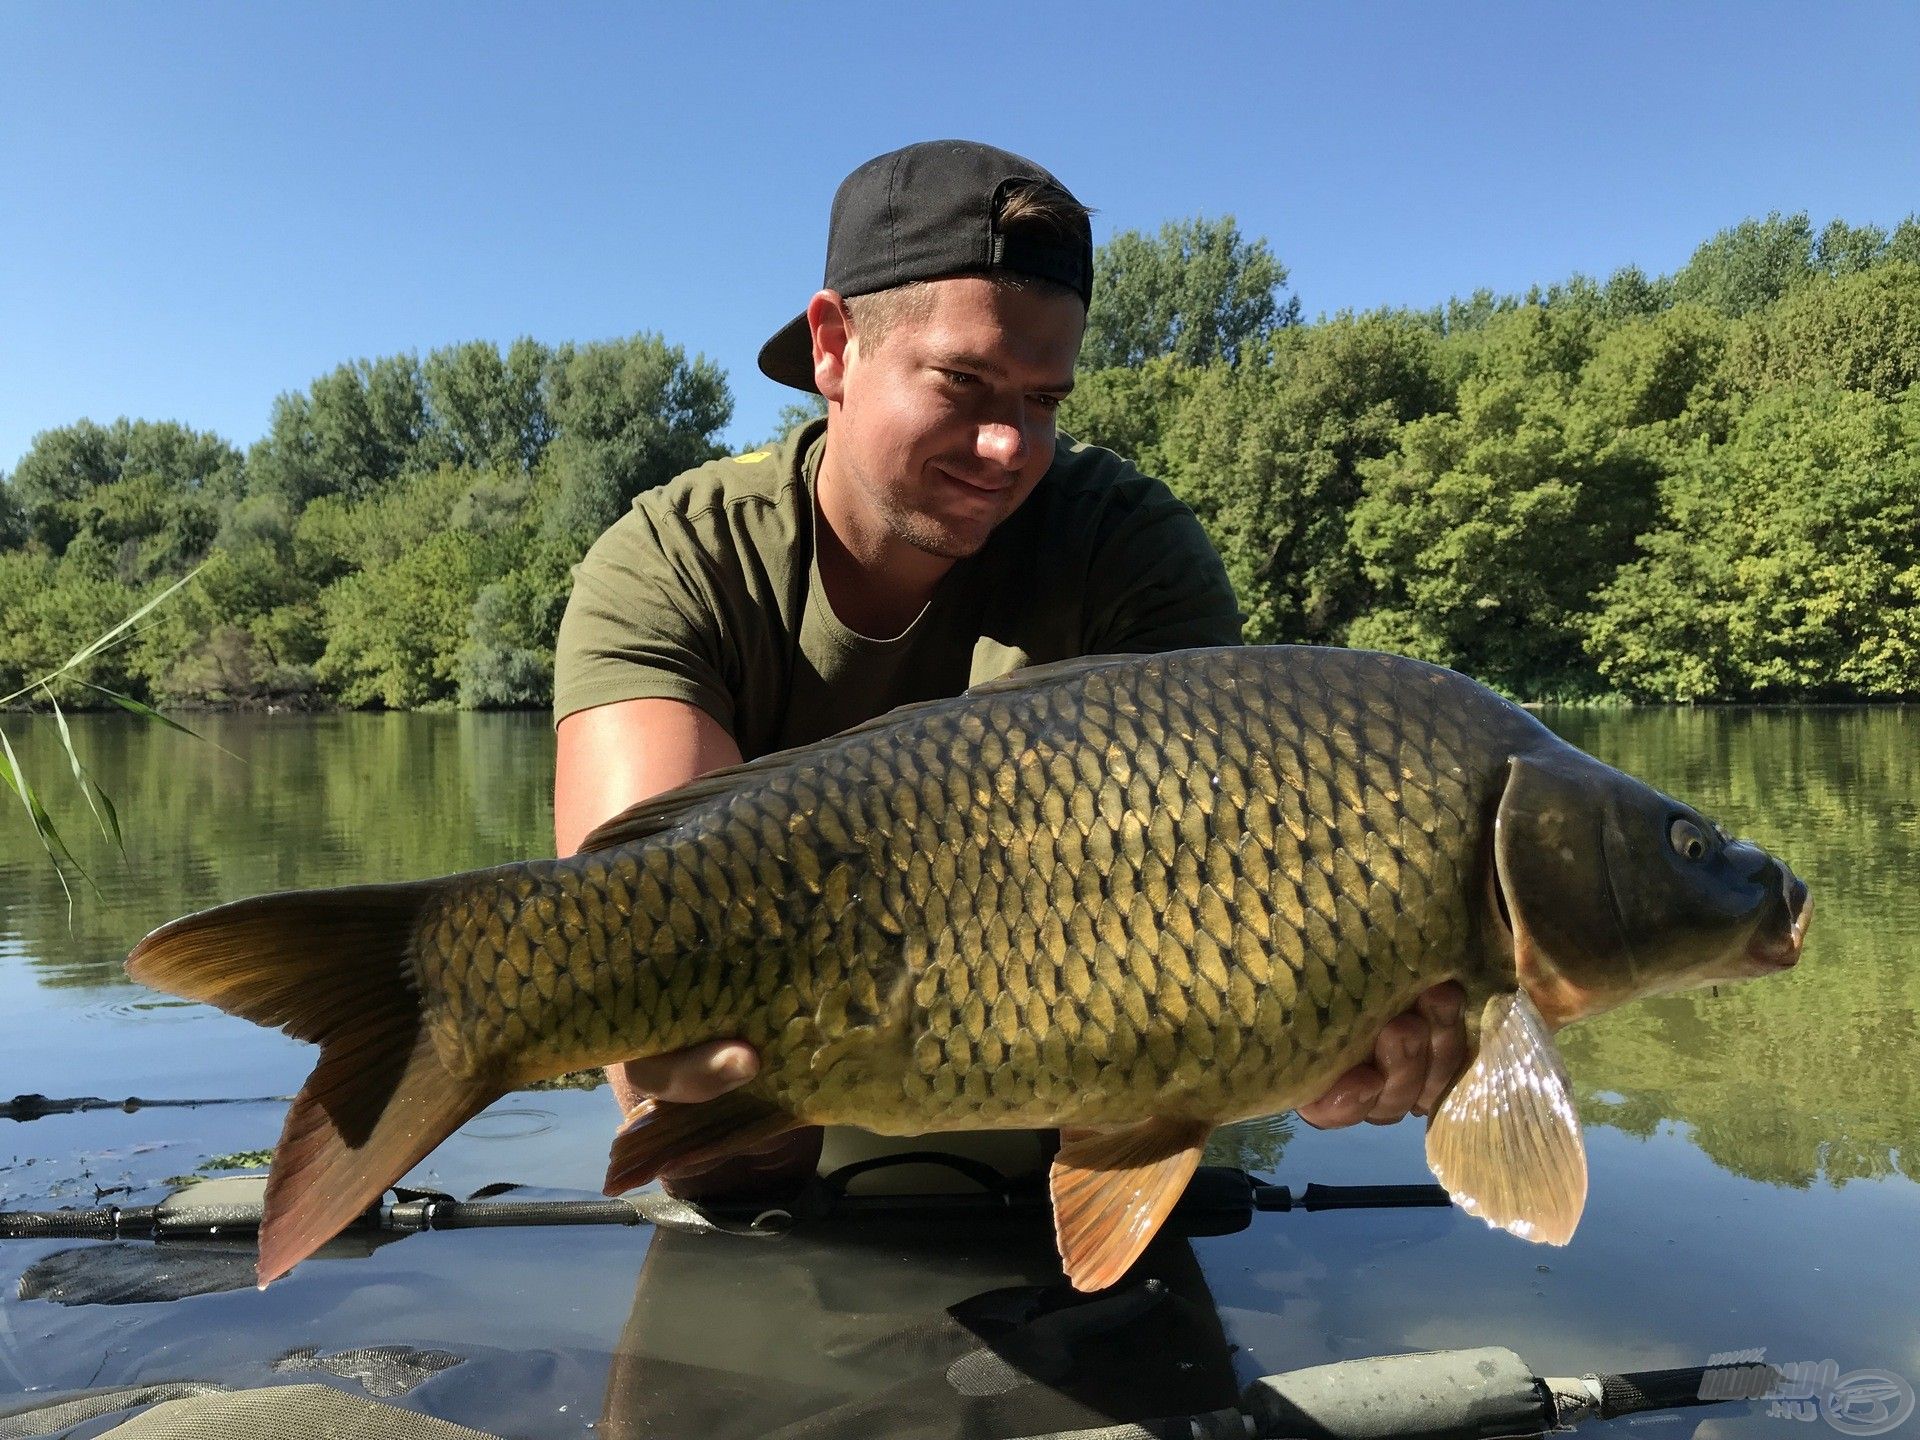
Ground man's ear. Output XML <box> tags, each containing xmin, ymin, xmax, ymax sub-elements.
<box><xmin>808</xmin><ymin>290</ymin><xmax>853</xmax><ymax>403</ymax></box>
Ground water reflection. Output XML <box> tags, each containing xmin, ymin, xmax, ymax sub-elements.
<box><xmin>1539</xmin><ymin>705</ymin><xmax>1920</xmax><ymax>1191</ymax></box>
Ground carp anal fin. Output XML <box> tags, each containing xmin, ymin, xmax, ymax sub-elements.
<box><xmin>1425</xmin><ymin>990</ymin><xmax>1587</xmax><ymax>1245</ymax></box>
<box><xmin>602</xmin><ymin>1091</ymin><xmax>801</xmax><ymax>1195</ymax></box>
<box><xmin>1049</xmin><ymin>1117</ymin><xmax>1213</xmax><ymax>1292</ymax></box>
<box><xmin>126</xmin><ymin>886</ymin><xmax>500</xmax><ymax>1285</ymax></box>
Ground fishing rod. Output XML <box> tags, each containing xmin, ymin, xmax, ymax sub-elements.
<box><xmin>1003</xmin><ymin>1345</ymin><xmax>1784</xmax><ymax>1440</ymax></box>
<box><xmin>0</xmin><ymin>1092</ymin><xmax>289</xmax><ymax>1122</ymax></box>
<box><xmin>0</xmin><ymin>1162</ymin><xmax>1451</xmax><ymax>1243</ymax></box>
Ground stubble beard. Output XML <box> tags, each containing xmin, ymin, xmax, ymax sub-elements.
<box><xmin>866</xmin><ymin>460</ymin><xmax>998</xmax><ymax>561</ymax></box>
<box><xmin>885</xmin><ymin>504</ymin><xmax>989</xmax><ymax>562</ymax></box>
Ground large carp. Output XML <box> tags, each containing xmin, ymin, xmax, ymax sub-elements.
<box><xmin>129</xmin><ymin>647</ymin><xmax>1810</xmax><ymax>1288</ymax></box>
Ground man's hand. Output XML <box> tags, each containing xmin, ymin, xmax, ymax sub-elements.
<box><xmin>607</xmin><ymin>1044</ymin><xmax>823</xmax><ymax>1202</ymax></box>
<box><xmin>1295</xmin><ymin>981</ymin><xmax>1469</xmax><ymax>1129</ymax></box>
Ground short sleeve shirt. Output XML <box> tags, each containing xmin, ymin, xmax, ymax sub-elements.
<box><xmin>553</xmin><ymin>419</ymin><xmax>1242</xmax><ymax>758</ymax></box>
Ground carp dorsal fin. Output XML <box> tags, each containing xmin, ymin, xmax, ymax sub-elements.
<box><xmin>1049</xmin><ymin>1116</ymin><xmax>1212</xmax><ymax>1292</ymax></box>
<box><xmin>961</xmin><ymin>651</ymin><xmax>1144</xmax><ymax>696</ymax></box>
<box><xmin>575</xmin><ymin>652</ymin><xmax>1147</xmax><ymax>856</ymax></box>
<box><xmin>576</xmin><ymin>763</ymin><xmax>785</xmax><ymax>854</ymax></box>
<box><xmin>1425</xmin><ymin>990</ymin><xmax>1587</xmax><ymax>1245</ymax></box>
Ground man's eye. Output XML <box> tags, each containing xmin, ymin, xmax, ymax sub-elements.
<box><xmin>939</xmin><ymin>369</ymin><xmax>976</xmax><ymax>386</ymax></box>
<box><xmin>1031</xmin><ymin>395</ymin><xmax>1063</xmax><ymax>412</ymax></box>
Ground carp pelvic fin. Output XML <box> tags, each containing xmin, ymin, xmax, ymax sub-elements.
<box><xmin>1049</xmin><ymin>1117</ymin><xmax>1213</xmax><ymax>1292</ymax></box>
<box><xmin>126</xmin><ymin>885</ymin><xmax>500</xmax><ymax>1285</ymax></box>
<box><xmin>602</xmin><ymin>1091</ymin><xmax>801</xmax><ymax>1195</ymax></box>
<box><xmin>1425</xmin><ymin>989</ymin><xmax>1587</xmax><ymax>1245</ymax></box>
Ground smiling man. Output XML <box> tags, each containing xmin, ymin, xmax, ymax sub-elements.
<box><xmin>552</xmin><ymin>140</ymin><xmax>1466</xmax><ymax>1196</ymax></box>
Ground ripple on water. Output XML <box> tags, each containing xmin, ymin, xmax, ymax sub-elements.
<box><xmin>81</xmin><ymin>996</ymin><xmax>203</xmax><ymax>1024</ymax></box>
<box><xmin>457</xmin><ymin>1108</ymin><xmax>557</xmax><ymax>1140</ymax></box>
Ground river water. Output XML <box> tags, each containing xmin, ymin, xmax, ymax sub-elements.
<box><xmin>0</xmin><ymin>708</ymin><xmax>1913</xmax><ymax>1438</ymax></box>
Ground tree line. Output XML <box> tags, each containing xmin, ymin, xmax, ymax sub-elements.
<box><xmin>3</xmin><ymin>208</ymin><xmax>1916</xmax><ymax>709</ymax></box>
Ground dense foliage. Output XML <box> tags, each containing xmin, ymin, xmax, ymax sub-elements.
<box><xmin>1</xmin><ymin>337</ymin><xmax>729</xmax><ymax>709</ymax></box>
<box><xmin>1068</xmin><ymin>210</ymin><xmax>1920</xmax><ymax>701</ymax></box>
<box><xmin>3</xmin><ymin>208</ymin><xmax>1916</xmax><ymax>708</ymax></box>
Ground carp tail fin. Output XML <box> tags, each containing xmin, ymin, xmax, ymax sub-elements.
<box><xmin>127</xmin><ymin>885</ymin><xmax>501</xmax><ymax>1285</ymax></box>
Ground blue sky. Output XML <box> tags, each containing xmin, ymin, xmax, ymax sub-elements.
<box><xmin>4</xmin><ymin>1</ymin><xmax>1917</xmax><ymax>473</ymax></box>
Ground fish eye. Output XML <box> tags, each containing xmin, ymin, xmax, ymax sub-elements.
<box><xmin>1668</xmin><ymin>817</ymin><xmax>1709</xmax><ymax>861</ymax></box>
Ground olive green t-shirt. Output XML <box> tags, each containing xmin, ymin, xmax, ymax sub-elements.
<box><xmin>552</xmin><ymin>419</ymin><xmax>1242</xmax><ymax>755</ymax></box>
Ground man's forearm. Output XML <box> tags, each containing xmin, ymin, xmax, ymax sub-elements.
<box><xmin>554</xmin><ymin>696</ymin><xmax>747</xmax><ymax>1110</ymax></box>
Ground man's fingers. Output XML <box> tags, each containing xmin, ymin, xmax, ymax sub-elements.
<box><xmin>1296</xmin><ymin>1064</ymin><xmax>1385</xmax><ymax>1130</ymax></box>
<box><xmin>1296</xmin><ymin>981</ymin><xmax>1471</xmax><ymax>1131</ymax></box>
<box><xmin>1365</xmin><ymin>1014</ymin><xmax>1430</xmax><ymax>1124</ymax></box>
<box><xmin>619</xmin><ymin>1040</ymin><xmax>759</xmax><ymax>1105</ymax></box>
<box><xmin>1415</xmin><ymin>982</ymin><xmax>1470</xmax><ymax>1116</ymax></box>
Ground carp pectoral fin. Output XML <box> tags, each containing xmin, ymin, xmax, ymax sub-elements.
<box><xmin>1425</xmin><ymin>990</ymin><xmax>1588</xmax><ymax>1245</ymax></box>
<box><xmin>602</xmin><ymin>1091</ymin><xmax>800</xmax><ymax>1196</ymax></box>
<box><xmin>1049</xmin><ymin>1118</ymin><xmax>1213</xmax><ymax>1293</ymax></box>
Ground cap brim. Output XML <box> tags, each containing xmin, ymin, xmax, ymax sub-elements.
<box><xmin>757</xmin><ymin>312</ymin><xmax>818</xmax><ymax>393</ymax></box>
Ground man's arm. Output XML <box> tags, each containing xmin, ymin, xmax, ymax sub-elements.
<box><xmin>557</xmin><ymin>696</ymin><xmax>824</xmax><ymax>1195</ymax></box>
<box><xmin>556</xmin><ymin>697</ymin><xmax>752</xmax><ymax>1111</ymax></box>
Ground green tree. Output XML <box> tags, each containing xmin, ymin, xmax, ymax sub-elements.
<box><xmin>1586</xmin><ymin>388</ymin><xmax>1920</xmax><ymax>699</ymax></box>
<box><xmin>1060</xmin><ymin>356</ymin><xmax>1194</xmax><ymax>480</ymax></box>
<box><xmin>247</xmin><ymin>354</ymin><xmax>437</xmax><ymax>509</ymax></box>
<box><xmin>0</xmin><ymin>478</ymin><xmax>25</xmax><ymax>549</ymax></box>
<box><xmin>1081</xmin><ymin>216</ymin><xmax>1299</xmax><ymax>370</ymax></box>
<box><xmin>1347</xmin><ymin>310</ymin><xmax>1661</xmax><ymax>695</ymax></box>
<box><xmin>1671</xmin><ymin>211</ymin><xmax>1816</xmax><ymax>317</ymax></box>
<box><xmin>9</xmin><ymin>419</ymin><xmax>242</xmax><ymax>554</ymax></box>
<box><xmin>1887</xmin><ymin>215</ymin><xmax>1920</xmax><ymax>267</ymax></box>
<box><xmin>0</xmin><ymin>547</ymin><xmax>144</xmax><ymax>699</ymax></box>
<box><xmin>422</xmin><ymin>337</ymin><xmax>554</xmax><ymax>473</ymax></box>
<box><xmin>458</xmin><ymin>539</ymin><xmax>576</xmax><ymax>709</ymax></box>
<box><xmin>1573</xmin><ymin>303</ymin><xmax>1734</xmax><ymax>442</ymax></box>
<box><xmin>137</xmin><ymin>543</ymin><xmax>323</xmax><ymax>705</ymax></box>
<box><xmin>760</xmin><ymin>396</ymin><xmax>826</xmax><ymax>448</ymax></box>
<box><xmin>1813</xmin><ymin>218</ymin><xmax>1888</xmax><ymax>278</ymax></box>
<box><xmin>317</xmin><ymin>528</ymin><xmax>500</xmax><ymax>709</ymax></box>
<box><xmin>1151</xmin><ymin>315</ymin><xmax>1449</xmax><ymax>644</ymax></box>
<box><xmin>1723</xmin><ymin>262</ymin><xmax>1920</xmax><ymax>402</ymax></box>
<box><xmin>1597</xmin><ymin>264</ymin><xmax>1675</xmax><ymax>321</ymax></box>
<box><xmin>540</xmin><ymin>335</ymin><xmax>732</xmax><ymax>551</ymax></box>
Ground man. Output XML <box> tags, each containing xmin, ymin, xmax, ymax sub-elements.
<box><xmin>553</xmin><ymin>140</ymin><xmax>1466</xmax><ymax>1198</ymax></box>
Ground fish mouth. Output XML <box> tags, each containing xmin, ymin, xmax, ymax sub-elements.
<box><xmin>1745</xmin><ymin>869</ymin><xmax>1812</xmax><ymax>972</ymax></box>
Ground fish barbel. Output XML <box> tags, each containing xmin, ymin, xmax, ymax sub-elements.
<box><xmin>127</xmin><ymin>646</ymin><xmax>1811</xmax><ymax>1287</ymax></box>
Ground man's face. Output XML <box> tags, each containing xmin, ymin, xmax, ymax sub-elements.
<box><xmin>827</xmin><ymin>275</ymin><xmax>1084</xmax><ymax>562</ymax></box>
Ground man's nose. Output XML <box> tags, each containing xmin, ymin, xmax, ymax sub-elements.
<box><xmin>975</xmin><ymin>417</ymin><xmax>1029</xmax><ymax>471</ymax></box>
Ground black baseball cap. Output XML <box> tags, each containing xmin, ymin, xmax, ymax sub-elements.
<box><xmin>757</xmin><ymin>140</ymin><xmax>1094</xmax><ymax>393</ymax></box>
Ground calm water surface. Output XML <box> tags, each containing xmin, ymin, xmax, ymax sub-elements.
<box><xmin>0</xmin><ymin>709</ymin><xmax>1914</xmax><ymax>1438</ymax></box>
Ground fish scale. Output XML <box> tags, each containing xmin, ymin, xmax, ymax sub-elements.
<box><xmin>406</xmin><ymin>648</ymin><xmax>1525</xmax><ymax>1128</ymax></box>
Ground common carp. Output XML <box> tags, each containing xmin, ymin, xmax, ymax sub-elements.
<box><xmin>127</xmin><ymin>647</ymin><xmax>1811</xmax><ymax>1288</ymax></box>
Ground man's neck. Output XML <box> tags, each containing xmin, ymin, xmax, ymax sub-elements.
<box><xmin>813</xmin><ymin>439</ymin><xmax>953</xmax><ymax>639</ymax></box>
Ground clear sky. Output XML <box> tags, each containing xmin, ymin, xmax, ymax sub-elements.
<box><xmin>4</xmin><ymin>1</ymin><xmax>1917</xmax><ymax>473</ymax></box>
